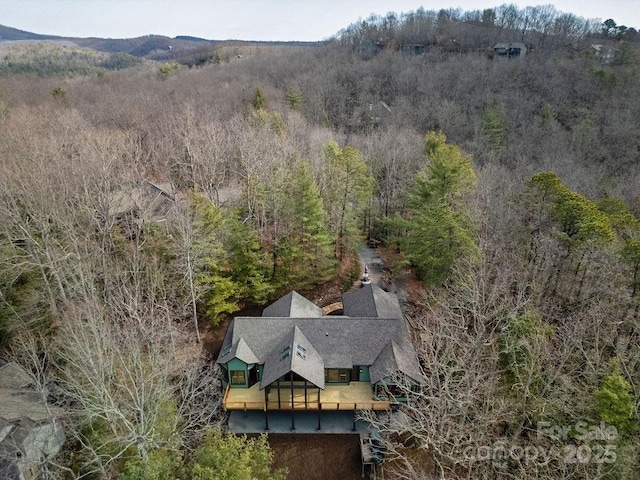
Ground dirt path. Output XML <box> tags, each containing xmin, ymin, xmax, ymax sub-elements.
<box><xmin>358</xmin><ymin>245</ymin><xmax>412</xmax><ymax>301</ymax></box>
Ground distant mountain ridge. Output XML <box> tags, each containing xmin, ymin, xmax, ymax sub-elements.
<box><xmin>0</xmin><ymin>24</ymin><xmax>320</xmax><ymax>61</ymax></box>
<box><xmin>0</xmin><ymin>24</ymin><xmax>216</xmax><ymax>58</ymax></box>
<box><xmin>0</xmin><ymin>24</ymin><xmax>61</xmax><ymax>41</ymax></box>
<box><xmin>0</xmin><ymin>25</ymin><xmax>322</xmax><ymax>66</ymax></box>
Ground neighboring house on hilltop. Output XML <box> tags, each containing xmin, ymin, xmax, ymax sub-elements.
<box><xmin>350</xmin><ymin>101</ymin><xmax>392</xmax><ymax>130</ymax></box>
<box><xmin>0</xmin><ymin>361</ymin><xmax>65</xmax><ymax>480</ymax></box>
<box><xmin>217</xmin><ymin>284</ymin><xmax>422</xmax><ymax>429</ymax></box>
<box><xmin>108</xmin><ymin>180</ymin><xmax>176</xmax><ymax>238</ymax></box>
<box><xmin>400</xmin><ymin>43</ymin><xmax>426</xmax><ymax>55</ymax></box>
<box><xmin>493</xmin><ymin>42</ymin><xmax>527</xmax><ymax>58</ymax></box>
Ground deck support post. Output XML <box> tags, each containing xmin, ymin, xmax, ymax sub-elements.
<box><xmin>290</xmin><ymin>377</ymin><xmax>295</xmax><ymax>431</ymax></box>
<box><xmin>317</xmin><ymin>401</ymin><xmax>322</xmax><ymax>431</ymax></box>
<box><xmin>353</xmin><ymin>404</ymin><xmax>357</xmax><ymax>431</ymax></box>
<box><xmin>264</xmin><ymin>389</ymin><xmax>269</xmax><ymax>431</ymax></box>
<box><xmin>277</xmin><ymin>379</ymin><xmax>281</xmax><ymax>409</ymax></box>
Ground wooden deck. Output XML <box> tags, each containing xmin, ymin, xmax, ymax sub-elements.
<box><xmin>223</xmin><ymin>381</ymin><xmax>391</xmax><ymax>411</ymax></box>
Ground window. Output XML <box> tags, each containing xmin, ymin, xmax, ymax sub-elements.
<box><xmin>325</xmin><ymin>368</ymin><xmax>351</xmax><ymax>383</ymax></box>
<box><xmin>296</xmin><ymin>344</ymin><xmax>307</xmax><ymax>360</ymax></box>
<box><xmin>230</xmin><ymin>370</ymin><xmax>246</xmax><ymax>385</ymax></box>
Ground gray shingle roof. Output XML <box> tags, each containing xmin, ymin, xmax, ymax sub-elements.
<box><xmin>218</xmin><ymin>337</ymin><xmax>260</xmax><ymax>365</ymax></box>
<box><xmin>392</xmin><ymin>339</ymin><xmax>423</xmax><ymax>384</ymax></box>
<box><xmin>260</xmin><ymin>326</ymin><xmax>325</xmax><ymax>389</ymax></box>
<box><xmin>0</xmin><ymin>363</ymin><xmax>33</xmax><ymax>389</ymax></box>
<box><xmin>217</xmin><ymin>285</ymin><xmax>420</xmax><ymax>388</ymax></box>
<box><xmin>262</xmin><ymin>291</ymin><xmax>324</xmax><ymax>317</ymax></box>
<box><xmin>0</xmin><ymin>389</ymin><xmax>64</xmax><ymax>423</ymax></box>
<box><xmin>109</xmin><ymin>181</ymin><xmax>175</xmax><ymax>218</ymax></box>
<box><xmin>0</xmin><ymin>363</ymin><xmax>64</xmax><ymax>424</ymax></box>
<box><xmin>370</xmin><ymin>340</ymin><xmax>422</xmax><ymax>385</ymax></box>
<box><xmin>0</xmin><ymin>417</ymin><xmax>65</xmax><ymax>480</ymax></box>
<box><xmin>0</xmin><ymin>362</ymin><xmax>65</xmax><ymax>480</ymax></box>
<box><xmin>218</xmin><ymin>315</ymin><xmax>407</xmax><ymax>369</ymax></box>
<box><xmin>342</xmin><ymin>284</ymin><xmax>404</xmax><ymax>319</ymax></box>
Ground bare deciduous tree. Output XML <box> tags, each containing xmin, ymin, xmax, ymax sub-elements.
<box><xmin>48</xmin><ymin>301</ymin><xmax>222</xmax><ymax>477</ymax></box>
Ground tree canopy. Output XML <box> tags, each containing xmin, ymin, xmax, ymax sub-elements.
<box><xmin>394</xmin><ymin>131</ymin><xmax>478</xmax><ymax>285</ymax></box>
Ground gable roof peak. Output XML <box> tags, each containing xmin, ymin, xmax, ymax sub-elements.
<box><xmin>370</xmin><ymin>339</ymin><xmax>422</xmax><ymax>385</ymax></box>
<box><xmin>260</xmin><ymin>325</ymin><xmax>325</xmax><ymax>389</ymax></box>
<box><xmin>262</xmin><ymin>291</ymin><xmax>323</xmax><ymax>318</ymax></box>
<box><xmin>342</xmin><ymin>283</ymin><xmax>404</xmax><ymax>319</ymax></box>
<box><xmin>217</xmin><ymin>335</ymin><xmax>259</xmax><ymax>365</ymax></box>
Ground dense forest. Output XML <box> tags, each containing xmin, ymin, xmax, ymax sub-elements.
<box><xmin>0</xmin><ymin>4</ymin><xmax>639</xmax><ymax>479</ymax></box>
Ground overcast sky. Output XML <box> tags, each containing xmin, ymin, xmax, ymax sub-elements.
<box><xmin>3</xmin><ymin>0</ymin><xmax>639</xmax><ymax>41</ymax></box>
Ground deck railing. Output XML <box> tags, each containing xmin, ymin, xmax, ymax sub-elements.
<box><xmin>223</xmin><ymin>399</ymin><xmax>392</xmax><ymax>411</ymax></box>
<box><xmin>223</xmin><ymin>381</ymin><xmax>394</xmax><ymax>411</ymax></box>
<box><xmin>223</xmin><ymin>384</ymin><xmax>230</xmax><ymax>405</ymax></box>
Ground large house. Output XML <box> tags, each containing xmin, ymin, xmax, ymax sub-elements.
<box><xmin>217</xmin><ymin>284</ymin><xmax>422</xmax><ymax>420</ymax></box>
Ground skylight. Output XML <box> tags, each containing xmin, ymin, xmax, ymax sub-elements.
<box><xmin>295</xmin><ymin>344</ymin><xmax>307</xmax><ymax>360</ymax></box>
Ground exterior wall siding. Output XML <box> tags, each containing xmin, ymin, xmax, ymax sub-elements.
<box><xmin>226</xmin><ymin>358</ymin><xmax>249</xmax><ymax>388</ymax></box>
<box><xmin>359</xmin><ymin>366</ymin><xmax>371</xmax><ymax>382</ymax></box>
